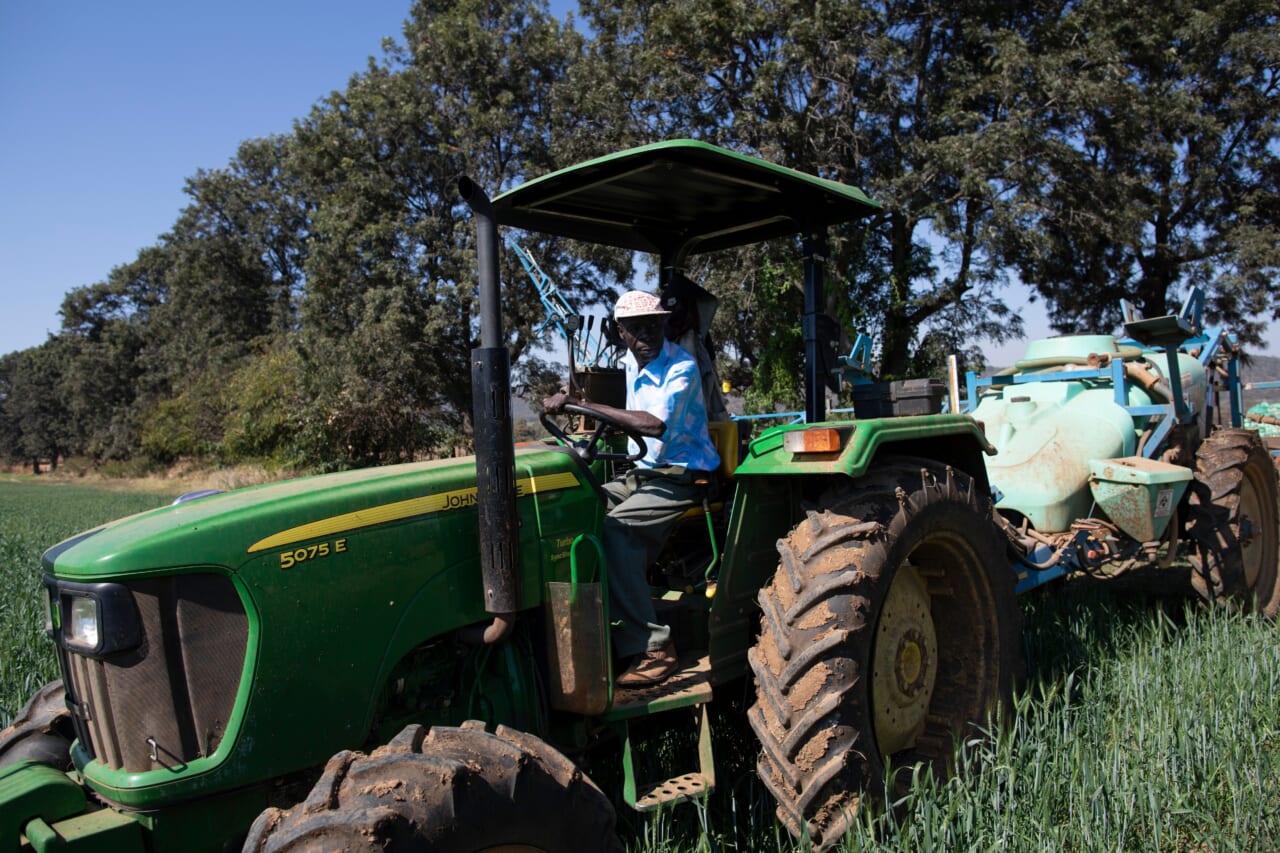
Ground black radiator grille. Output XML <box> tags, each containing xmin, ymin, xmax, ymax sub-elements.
<box><xmin>63</xmin><ymin>573</ymin><xmax>248</xmax><ymax>773</ymax></box>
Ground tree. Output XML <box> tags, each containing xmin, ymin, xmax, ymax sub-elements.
<box><xmin>288</xmin><ymin>0</ymin><xmax>615</xmax><ymax>466</ymax></box>
<box><xmin>998</xmin><ymin>0</ymin><xmax>1280</xmax><ymax>346</ymax></box>
<box><xmin>154</xmin><ymin>134</ymin><xmax>310</xmax><ymax>375</ymax></box>
<box><xmin>56</xmin><ymin>248</ymin><xmax>170</xmax><ymax>461</ymax></box>
<box><xmin>0</xmin><ymin>352</ymin><xmax>22</xmax><ymax>466</ymax></box>
<box><xmin>0</xmin><ymin>342</ymin><xmax>72</xmax><ymax>471</ymax></box>
<box><xmin>137</xmin><ymin>134</ymin><xmax>312</xmax><ymax>459</ymax></box>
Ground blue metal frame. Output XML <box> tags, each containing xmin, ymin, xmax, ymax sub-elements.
<box><xmin>963</xmin><ymin>359</ymin><xmax>1184</xmax><ymax>461</ymax></box>
<box><xmin>832</xmin><ymin>333</ymin><xmax>876</xmax><ymax>388</ymax></box>
<box><xmin>506</xmin><ymin>237</ymin><xmax>613</xmax><ymax>368</ymax></box>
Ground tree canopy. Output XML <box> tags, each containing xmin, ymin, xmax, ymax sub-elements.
<box><xmin>1</xmin><ymin>0</ymin><xmax>1275</xmax><ymax>471</ymax></box>
<box><xmin>1000</xmin><ymin>0</ymin><xmax>1280</xmax><ymax>341</ymax></box>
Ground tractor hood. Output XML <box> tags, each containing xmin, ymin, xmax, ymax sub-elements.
<box><xmin>42</xmin><ymin>448</ymin><xmax>583</xmax><ymax>580</ymax></box>
<box><xmin>37</xmin><ymin>445</ymin><xmax>601</xmax><ymax>810</ymax></box>
<box><xmin>493</xmin><ymin>139</ymin><xmax>880</xmax><ymax>257</ymax></box>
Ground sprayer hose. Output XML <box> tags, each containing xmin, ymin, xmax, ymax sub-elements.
<box><xmin>1013</xmin><ymin>345</ymin><xmax>1144</xmax><ymax>372</ymax></box>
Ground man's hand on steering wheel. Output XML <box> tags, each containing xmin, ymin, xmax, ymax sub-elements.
<box><xmin>541</xmin><ymin>390</ymin><xmax>574</xmax><ymax>415</ymax></box>
<box><xmin>539</xmin><ymin>399</ymin><xmax>652</xmax><ymax>463</ymax></box>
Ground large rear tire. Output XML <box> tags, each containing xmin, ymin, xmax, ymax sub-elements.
<box><xmin>748</xmin><ymin>461</ymin><xmax>1022</xmax><ymax>849</ymax></box>
<box><xmin>1187</xmin><ymin>429</ymin><xmax>1280</xmax><ymax>615</ymax></box>
<box><xmin>243</xmin><ymin>720</ymin><xmax>622</xmax><ymax>853</ymax></box>
<box><xmin>0</xmin><ymin>680</ymin><xmax>73</xmax><ymax>771</ymax></box>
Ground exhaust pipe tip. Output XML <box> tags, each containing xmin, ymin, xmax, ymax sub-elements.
<box><xmin>457</xmin><ymin>175</ymin><xmax>479</xmax><ymax>204</ymax></box>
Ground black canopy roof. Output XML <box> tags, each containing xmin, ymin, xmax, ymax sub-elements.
<box><xmin>492</xmin><ymin>139</ymin><xmax>880</xmax><ymax>258</ymax></box>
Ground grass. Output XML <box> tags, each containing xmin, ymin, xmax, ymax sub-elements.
<box><xmin>0</xmin><ymin>479</ymin><xmax>171</xmax><ymax>726</ymax></box>
<box><xmin>621</xmin><ymin>585</ymin><xmax>1280</xmax><ymax>852</ymax></box>
<box><xmin>849</xmin><ymin>591</ymin><xmax>1280</xmax><ymax>852</ymax></box>
<box><xmin>2</xmin><ymin>479</ymin><xmax>1277</xmax><ymax>850</ymax></box>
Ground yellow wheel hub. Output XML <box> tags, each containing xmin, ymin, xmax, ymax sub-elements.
<box><xmin>872</xmin><ymin>561</ymin><xmax>938</xmax><ymax>756</ymax></box>
<box><xmin>1239</xmin><ymin>468</ymin><xmax>1272</xmax><ymax>591</ymax></box>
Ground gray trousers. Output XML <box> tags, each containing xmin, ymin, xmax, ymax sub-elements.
<box><xmin>601</xmin><ymin>465</ymin><xmax>706</xmax><ymax>657</ymax></box>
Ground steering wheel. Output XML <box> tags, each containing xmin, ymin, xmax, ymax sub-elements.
<box><xmin>540</xmin><ymin>402</ymin><xmax>648</xmax><ymax>463</ymax></box>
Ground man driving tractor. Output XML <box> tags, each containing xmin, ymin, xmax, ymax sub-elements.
<box><xmin>543</xmin><ymin>290</ymin><xmax>720</xmax><ymax>686</ymax></box>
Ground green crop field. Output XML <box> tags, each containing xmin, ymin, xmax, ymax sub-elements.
<box><xmin>0</xmin><ymin>480</ymin><xmax>171</xmax><ymax>726</ymax></box>
<box><xmin>3</xmin><ymin>480</ymin><xmax>1278</xmax><ymax>851</ymax></box>
<box><xmin>622</xmin><ymin>586</ymin><xmax>1280</xmax><ymax>852</ymax></box>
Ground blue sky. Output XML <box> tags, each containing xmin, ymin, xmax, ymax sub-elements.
<box><xmin>0</xmin><ymin>0</ymin><xmax>416</xmax><ymax>356</ymax></box>
<box><xmin>0</xmin><ymin>2</ymin><xmax>1271</xmax><ymax>366</ymax></box>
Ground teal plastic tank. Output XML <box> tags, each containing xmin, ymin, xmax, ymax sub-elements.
<box><xmin>976</xmin><ymin>335</ymin><xmax>1152</xmax><ymax>533</ymax></box>
<box><xmin>976</xmin><ymin>384</ymin><xmax>1141</xmax><ymax>532</ymax></box>
<box><xmin>1019</xmin><ymin>334</ymin><xmax>1121</xmax><ymax>366</ymax></box>
<box><xmin>977</xmin><ymin>333</ymin><xmax>1210</xmax><ymax>534</ymax></box>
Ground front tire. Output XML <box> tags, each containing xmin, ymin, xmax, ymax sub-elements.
<box><xmin>0</xmin><ymin>680</ymin><xmax>74</xmax><ymax>771</ymax></box>
<box><xmin>1187</xmin><ymin>429</ymin><xmax>1280</xmax><ymax>615</ymax></box>
<box><xmin>748</xmin><ymin>461</ymin><xmax>1022</xmax><ymax>849</ymax></box>
<box><xmin>243</xmin><ymin>720</ymin><xmax>622</xmax><ymax>853</ymax></box>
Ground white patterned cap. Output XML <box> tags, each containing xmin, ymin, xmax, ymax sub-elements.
<box><xmin>613</xmin><ymin>290</ymin><xmax>670</xmax><ymax>319</ymax></box>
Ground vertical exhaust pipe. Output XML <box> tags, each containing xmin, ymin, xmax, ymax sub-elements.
<box><xmin>458</xmin><ymin>176</ymin><xmax>518</xmax><ymax>644</ymax></box>
<box><xmin>947</xmin><ymin>354</ymin><xmax>962</xmax><ymax>414</ymax></box>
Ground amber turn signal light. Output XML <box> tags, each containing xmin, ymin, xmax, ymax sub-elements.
<box><xmin>782</xmin><ymin>427</ymin><xmax>843</xmax><ymax>454</ymax></box>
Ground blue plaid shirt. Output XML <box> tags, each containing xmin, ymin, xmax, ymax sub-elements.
<box><xmin>623</xmin><ymin>340</ymin><xmax>721</xmax><ymax>471</ymax></box>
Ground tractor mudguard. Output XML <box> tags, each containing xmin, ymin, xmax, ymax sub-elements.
<box><xmin>735</xmin><ymin>415</ymin><xmax>995</xmax><ymax>485</ymax></box>
<box><xmin>707</xmin><ymin>415</ymin><xmax>997</xmax><ymax>683</ymax></box>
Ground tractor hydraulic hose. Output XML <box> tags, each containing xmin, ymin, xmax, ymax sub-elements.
<box><xmin>460</xmin><ymin>176</ymin><xmax>519</xmax><ymax>643</ymax></box>
<box><xmin>1122</xmin><ymin>361</ymin><xmax>1172</xmax><ymax>403</ymax></box>
<box><xmin>1016</xmin><ymin>345</ymin><xmax>1144</xmax><ymax>373</ymax></box>
<box><xmin>993</xmin><ymin>510</ymin><xmax>1075</xmax><ymax>571</ymax></box>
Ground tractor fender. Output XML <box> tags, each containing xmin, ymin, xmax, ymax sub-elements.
<box><xmin>734</xmin><ymin>415</ymin><xmax>995</xmax><ymax>496</ymax></box>
<box><xmin>707</xmin><ymin>416</ymin><xmax>996</xmax><ymax>682</ymax></box>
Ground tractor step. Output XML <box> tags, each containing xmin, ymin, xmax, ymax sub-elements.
<box><xmin>620</xmin><ymin>703</ymin><xmax>716</xmax><ymax>811</ymax></box>
<box><xmin>604</xmin><ymin>653</ymin><xmax>711</xmax><ymax>720</ymax></box>
<box><xmin>633</xmin><ymin>769</ymin><xmax>713</xmax><ymax>810</ymax></box>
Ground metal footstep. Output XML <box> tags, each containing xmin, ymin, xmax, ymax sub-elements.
<box><xmin>620</xmin><ymin>702</ymin><xmax>716</xmax><ymax>811</ymax></box>
<box><xmin>634</xmin><ymin>769</ymin><xmax>712</xmax><ymax>810</ymax></box>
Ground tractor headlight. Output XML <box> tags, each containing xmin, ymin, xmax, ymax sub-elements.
<box><xmin>67</xmin><ymin>596</ymin><xmax>101</xmax><ymax>650</ymax></box>
<box><xmin>46</xmin><ymin>579</ymin><xmax>142</xmax><ymax>657</ymax></box>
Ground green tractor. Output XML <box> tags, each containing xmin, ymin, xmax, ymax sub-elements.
<box><xmin>2</xmin><ymin>140</ymin><xmax>1273</xmax><ymax>852</ymax></box>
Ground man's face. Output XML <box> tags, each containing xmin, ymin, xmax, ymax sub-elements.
<box><xmin>617</xmin><ymin>315</ymin><xmax>665</xmax><ymax>366</ymax></box>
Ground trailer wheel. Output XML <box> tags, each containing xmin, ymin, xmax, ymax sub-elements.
<box><xmin>748</xmin><ymin>460</ymin><xmax>1022</xmax><ymax>849</ymax></box>
<box><xmin>1187</xmin><ymin>429</ymin><xmax>1280</xmax><ymax>615</ymax></box>
<box><xmin>0</xmin><ymin>680</ymin><xmax>73</xmax><ymax>771</ymax></box>
<box><xmin>243</xmin><ymin>720</ymin><xmax>622</xmax><ymax>853</ymax></box>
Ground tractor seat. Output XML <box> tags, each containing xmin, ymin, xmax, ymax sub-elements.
<box><xmin>678</xmin><ymin>420</ymin><xmax>741</xmax><ymax>520</ymax></box>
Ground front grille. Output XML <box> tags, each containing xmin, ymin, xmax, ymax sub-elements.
<box><xmin>61</xmin><ymin>573</ymin><xmax>248</xmax><ymax>772</ymax></box>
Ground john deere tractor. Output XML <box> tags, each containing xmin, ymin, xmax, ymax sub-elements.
<box><xmin>2</xmin><ymin>140</ymin><xmax>1274</xmax><ymax>852</ymax></box>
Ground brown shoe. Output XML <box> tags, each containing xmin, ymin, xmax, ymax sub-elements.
<box><xmin>616</xmin><ymin>641</ymin><xmax>679</xmax><ymax>687</ymax></box>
